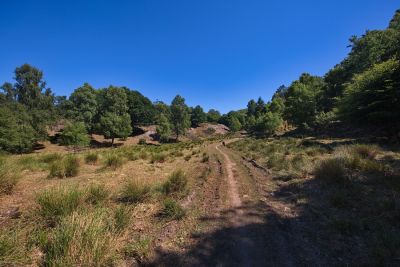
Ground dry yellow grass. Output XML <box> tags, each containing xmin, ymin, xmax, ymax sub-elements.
<box><xmin>0</xmin><ymin>140</ymin><xmax>210</xmax><ymax>265</ymax></box>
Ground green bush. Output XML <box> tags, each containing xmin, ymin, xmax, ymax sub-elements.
<box><xmin>59</xmin><ymin>121</ymin><xmax>90</xmax><ymax>147</ymax></box>
<box><xmin>119</xmin><ymin>180</ymin><xmax>151</xmax><ymax>204</ymax></box>
<box><xmin>85</xmin><ymin>152</ymin><xmax>98</xmax><ymax>164</ymax></box>
<box><xmin>160</xmin><ymin>198</ymin><xmax>185</xmax><ymax>220</ymax></box>
<box><xmin>36</xmin><ymin>186</ymin><xmax>83</xmax><ymax>223</ymax></box>
<box><xmin>104</xmin><ymin>153</ymin><xmax>124</xmax><ymax>170</ymax></box>
<box><xmin>0</xmin><ymin>104</ymin><xmax>37</xmax><ymax>154</ymax></box>
<box><xmin>41</xmin><ymin>209</ymin><xmax>117</xmax><ymax>266</ymax></box>
<box><xmin>314</xmin><ymin>158</ymin><xmax>348</xmax><ymax>184</ymax></box>
<box><xmin>161</xmin><ymin>170</ymin><xmax>188</xmax><ymax>195</ymax></box>
<box><xmin>85</xmin><ymin>184</ymin><xmax>109</xmax><ymax>205</ymax></box>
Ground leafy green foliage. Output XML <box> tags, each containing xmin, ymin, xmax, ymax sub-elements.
<box><xmin>100</xmin><ymin>112</ymin><xmax>132</xmax><ymax>144</ymax></box>
<box><xmin>156</xmin><ymin>113</ymin><xmax>172</xmax><ymax>143</ymax></box>
<box><xmin>284</xmin><ymin>73</ymin><xmax>325</xmax><ymax>129</ymax></box>
<box><xmin>97</xmin><ymin>86</ymin><xmax>132</xmax><ymax>145</ymax></box>
<box><xmin>339</xmin><ymin>59</ymin><xmax>400</xmax><ymax>131</ymax></box>
<box><xmin>206</xmin><ymin>109</ymin><xmax>221</xmax><ymax>123</ymax></box>
<box><xmin>252</xmin><ymin>112</ymin><xmax>282</xmax><ymax>136</ymax></box>
<box><xmin>0</xmin><ymin>104</ymin><xmax>37</xmax><ymax>153</ymax></box>
<box><xmin>170</xmin><ymin>95</ymin><xmax>190</xmax><ymax>139</ymax></box>
<box><xmin>191</xmin><ymin>105</ymin><xmax>207</xmax><ymax>127</ymax></box>
<box><xmin>125</xmin><ymin>89</ymin><xmax>156</xmax><ymax>125</ymax></box>
<box><xmin>59</xmin><ymin>122</ymin><xmax>90</xmax><ymax>147</ymax></box>
<box><xmin>69</xmin><ymin>83</ymin><xmax>98</xmax><ymax>132</ymax></box>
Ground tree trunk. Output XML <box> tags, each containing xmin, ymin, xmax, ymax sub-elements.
<box><xmin>111</xmin><ymin>137</ymin><xmax>114</xmax><ymax>147</ymax></box>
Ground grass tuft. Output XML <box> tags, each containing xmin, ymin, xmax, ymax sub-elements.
<box><xmin>41</xmin><ymin>209</ymin><xmax>117</xmax><ymax>266</ymax></box>
<box><xmin>113</xmin><ymin>205</ymin><xmax>130</xmax><ymax>232</ymax></box>
<box><xmin>161</xmin><ymin>169</ymin><xmax>188</xmax><ymax>195</ymax></box>
<box><xmin>160</xmin><ymin>198</ymin><xmax>185</xmax><ymax>220</ymax></box>
<box><xmin>104</xmin><ymin>153</ymin><xmax>124</xmax><ymax>170</ymax></box>
<box><xmin>314</xmin><ymin>158</ymin><xmax>348</xmax><ymax>184</ymax></box>
<box><xmin>36</xmin><ymin>186</ymin><xmax>83</xmax><ymax>224</ymax></box>
<box><xmin>0</xmin><ymin>161</ymin><xmax>20</xmax><ymax>195</ymax></box>
<box><xmin>48</xmin><ymin>155</ymin><xmax>80</xmax><ymax>178</ymax></box>
<box><xmin>85</xmin><ymin>184</ymin><xmax>109</xmax><ymax>205</ymax></box>
<box><xmin>119</xmin><ymin>179</ymin><xmax>151</xmax><ymax>204</ymax></box>
<box><xmin>85</xmin><ymin>152</ymin><xmax>99</xmax><ymax>164</ymax></box>
<box><xmin>150</xmin><ymin>153</ymin><xmax>166</xmax><ymax>163</ymax></box>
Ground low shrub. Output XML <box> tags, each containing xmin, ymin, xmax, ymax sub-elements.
<box><xmin>161</xmin><ymin>170</ymin><xmax>188</xmax><ymax>195</ymax></box>
<box><xmin>85</xmin><ymin>184</ymin><xmax>109</xmax><ymax>205</ymax></box>
<box><xmin>41</xmin><ymin>209</ymin><xmax>117</xmax><ymax>266</ymax></box>
<box><xmin>160</xmin><ymin>198</ymin><xmax>185</xmax><ymax>220</ymax></box>
<box><xmin>184</xmin><ymin>155</ymin><xmax>191</xmax><ymax>161</ymax></box>
<box><xmin>36</xmin><ymin>186</ymin><xmax>83</xmax><ymax>224</ymax></box>
<box><xmin>119</xmin><ymin>180</ymin><xmax>151</xmax><ymax>203</ymax></box>
<box><xmin>85</xmin><ymin>152</ymin><xmax>98</xmax><ymax>164</ymax></box>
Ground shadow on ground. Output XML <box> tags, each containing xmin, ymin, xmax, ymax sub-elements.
<box><xmin>146</xmin><ymin>167</ymin><xmax>400</xmax><ymax>266</ymax></box>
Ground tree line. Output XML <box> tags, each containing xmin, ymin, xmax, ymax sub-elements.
<box><xmin>1</xmin><ymin>10</ymin><xmax>399</xmax><ymax>153</ymax></box>
<box><xmin>222</xmin><ymin>9</ymin><xmax>400</xmax><ymax>137</ymax></box>
<box><xmin>0</xmin><ymin>66</ymin><xmax>224</xmax><ymax>153</ymax></box>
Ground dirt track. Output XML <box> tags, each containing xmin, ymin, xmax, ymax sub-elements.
<box><xmin>149</xmin><ymin>140</ymin><xmax>323</xmax><ymax>266</ymax></box>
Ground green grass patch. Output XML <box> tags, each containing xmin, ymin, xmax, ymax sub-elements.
<box><xmin>36</xmin><ymin>186</ymin><xmax>83</xmax><ymax>224</ymax></box>
<box><xmin>161</xmin><ymin>169</ymin><xmax>188</xmax><ymax>195</ymax></box>
<box><xmin>119</xmin><ymin>180</ymin><xmax>151</xmax><ymax>204</ymax></box>
<box><xmin>160</xmin><ymin>198</ymin><xmax>185</xmax><ymax>220</ymax></box>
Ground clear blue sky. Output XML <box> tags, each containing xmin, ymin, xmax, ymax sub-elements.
<box><xmin>0</xmin><ymin>1</ymin><xmax>398</xmax><ymax>113</ymax></box>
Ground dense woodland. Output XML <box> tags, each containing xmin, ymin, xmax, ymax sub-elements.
<box><xmin>1</xmin><ymin>10</ymin><xmax>399</xmax><ymax>153</ymax></box>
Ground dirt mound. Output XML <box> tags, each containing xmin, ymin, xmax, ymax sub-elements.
<box><xmin>187</xmin><ymin>123</ymin><xmax>230</xmax><ymax>139</ymax></box>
